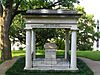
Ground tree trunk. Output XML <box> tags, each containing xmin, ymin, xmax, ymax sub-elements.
<box><xmin>1</xmin><ymin>9</ymin><xmax>12</xmax><ymax>61</ymax></box>
<box><xmin>0</xmin><ymin>16</ymin><xmax>4</xmax><ymax>50</ymax></box>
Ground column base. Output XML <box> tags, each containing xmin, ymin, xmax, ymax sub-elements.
<box><xmin>70</xmin><ymin>67</ymin><xmax>78</xmax><ymax>71</ymax></box>
<box><xmin>24</xmin><ymin>67</ymin><xmax>32</xmax><ymax>70</ymax></box>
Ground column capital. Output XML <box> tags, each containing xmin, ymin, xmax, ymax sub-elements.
<box><xmin>71</xmin><ymin>28</ymin><xmax>79</xmax><ymax>31</ymax></box>
<box><xmin>24</xmin><ymin>27</ymin><xmax>32</xmax><ymax>30</ymax></box>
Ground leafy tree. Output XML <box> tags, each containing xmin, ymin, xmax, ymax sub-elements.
<box><xmin>9</xmin><ymin>14</ymin><xmax>25</xmax><ymax>44</ymax></box>
<box><xmin>35</xmin><ymin>28</ymin><xmax>65</xmax><ymax>50</ymax></box>
<box><xmin>0</xmin><ymin>0</ymin><xmax>77</xmax><ymax>60</ymax></box>
<box><xmin>35</xmin><ymin>28</ymin><xmax>57</xmax><ymax>49</ymax></box>
<box><xmin>76</xmin><ymin>6</ymin><xmax>96</xmax><ymax>50</ymax></box>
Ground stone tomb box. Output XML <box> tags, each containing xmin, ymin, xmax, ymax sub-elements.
<box><xmin>44</xmin><ymin>43</ymin><xmax>57</xmax><ymax>64</ymax></box>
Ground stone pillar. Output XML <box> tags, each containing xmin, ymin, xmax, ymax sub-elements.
<box><xmin>24</xmin><ymin>29</ymin><xmax>32</xmax><ymax>69</ymax></box>
<box><xmin>31</xmin><ymin>29</ymin><xmax>36</xmax><ymax>59</ymax></box>
<box><xmin>65</xmin><ymin>29</ymin><xmax>69</xmax><ymax>60</ymax></box>
<box><xmin>70</xmin><ymin>30</ymin><xmax>77</xmax><ymax>70</ymax></box>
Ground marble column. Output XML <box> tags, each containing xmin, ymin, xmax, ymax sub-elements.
<box><xmin>24</xmin><ymin>29</ymin><xmax>32</xmax><ymax>69</ymax></box>
<box><xmin>31</xmin><ymin>29</ymin><xmax>36</xmax><ymax>60</ymax></box>
<box><xmin>65</xmin><ymin>29</ymin><xmax>69</xmax><ymax>60</ymax></box>
<box><xmin>70</xmin><ymin>30</ymin><xmax>77</xmax><ymax>70</ymax></box>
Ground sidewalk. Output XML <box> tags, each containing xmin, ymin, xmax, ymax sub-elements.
<box><xmin>79</xmin><ymin>57</ymin><xmax>100</xmax><ymax>75</ymax></box>
<box><xmin>0</xmin><ymin>57</ymin><xmax>19</xmax><ymax>75</ymax></box>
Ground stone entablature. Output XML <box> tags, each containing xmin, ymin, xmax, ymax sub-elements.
<box><xmin>23</xmin><ymin>9</ymin><xmax>81</xmax><ymax>30</ymax></box>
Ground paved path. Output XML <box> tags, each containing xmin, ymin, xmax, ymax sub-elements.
<box><xmin>79</xmin><ymin>57</ymin><xmax>100</xmax><ymax>75</ymax></box>
<box><xmin>0</xmin><ymin>57</ymin><xmax>19</xmax><ymax>75</ymax></box>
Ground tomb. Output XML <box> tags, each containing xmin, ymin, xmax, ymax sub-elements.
<box><xmin>22</xmin><ymin>9</ymin><xmax>82</xmax><ymax>70</ymax></box>
<box><xmin>44</xmin><ymin>43</ymin><xmax>57</xmax><ymax>65</ymax></box>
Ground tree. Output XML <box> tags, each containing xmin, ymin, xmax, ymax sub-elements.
<box><xmin>0</xmin><ymin>1</ymin><xmax>3</xmax><ymax>16</ymax></box>
<box><xmin>0</xmin><ymin>0</ymin><xmax>77</xmax><ymax>60</ymax></box>
<box><xmin>9</xmin><ymin>14</ymin><xmax>25</xmax><ymax>44</ymax></box>
<box><xmin>76</xmin><ymin>6</ymin><xmax>96</xmax><ymax>50</ymax></box>
<box><xmin>35</xmin><ymin>28</ymin><xmax>65</xmax><ymax>50</ymax></box>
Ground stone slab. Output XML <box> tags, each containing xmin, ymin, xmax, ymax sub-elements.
<box><xmin>44</xmin><ymin>43</ymin><xmax>57</xmax><ymax>49</ymax></box>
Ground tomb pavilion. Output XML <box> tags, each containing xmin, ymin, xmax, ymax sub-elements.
<box><xmin>22</xmin><ymin>9</ymin><xmax>82</xmax><ymax>70</ymax></box>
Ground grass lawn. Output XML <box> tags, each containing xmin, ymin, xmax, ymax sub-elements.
<box><xmin>0</xmin><ymin>51</ymin><xmax>3</xmax><ymax>64</ymax></box>
<box><xmin>12</xmin><ymin>50</ymin><xmax>100</xmax><ymax>61</ymax></box>
<box><xmin>77</xmin><ymin>51</ymin><xmax>100</xmax><ymax>61</ymax></box>
<box><xmin>0</xmin><ymin>50</ymin><xmax>25</xmax><ymax>65</ymax></box>
<box><xmin>0</xmin><ymin>50</ymin><xmax>96</xmax><ymax>75</ymax></box>
<box><xmin>1</xmin><ymin>50</ymin><xmax>100</xmax><ymax>61</ymax></box>
<box><xmin>12</xmin><ymin>50</ymin><xmax>25</xmax><ymax>57</ymax></box>
<box><xmin>0</xmin><ymin>61</ymin><xmax>3</xmax><ymax>64</ymax></box>
<box><xmin>6</xmin><ymin>57</ymin><xmax>93</xmax><ymax>75</ymax></box>
<box><xmin>32</xmin><ymin>50</ymin><xmax>100</xmax><ymax>61</ymax></box>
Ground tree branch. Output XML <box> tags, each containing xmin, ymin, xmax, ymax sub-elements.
<box><xmin>12</xmin><ymin>0</ymin><xmax>23</xmax><ymax>18</ymax></box>
<box><xmin>28</xmin><ymin>0</ymin><xmax>33</xmax><ymax>9</ymax></box>
<box><xmin>47</xmin><ymin>1</ymin><xmax>61</xmax><ymax>8</ymax></box>
<box><xmin>14</xmin><ymin>0</ymin><xmax>22</xmax><ymax>11</ymax></box>
<box><xmin>13</xmin><ymin>10</ymin><xmax>26</xmax><ymax>16</ymax></box>
<box><xmin>5</xmin><ymin>0</ymin><xmax>13</xmax><ymax>9</ymax></box>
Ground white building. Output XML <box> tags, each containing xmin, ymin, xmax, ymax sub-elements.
<box><xmin>11</xmin><ymin>38</ymin><xmax>26</xmax><ymax>50</ymax></box>
<box><xmin>93</xmin><ymin>20</ymin><xmax>100</xmax><ymax>51</ymax></box>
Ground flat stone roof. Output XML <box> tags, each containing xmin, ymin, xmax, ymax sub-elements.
<box><xmin>22</xmin><ymin>9</ymin><xmax>82</xmax><ymax>16</ymax></box>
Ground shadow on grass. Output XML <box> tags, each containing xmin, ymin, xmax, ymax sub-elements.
<box><xmin>0</xmin><ymin>61</ymin><xmax>3</xmax><ymax>64</ymax></box>
<box><xmin>6</xmin><ymin>57</ymin><xmax>94</xmax><ymax>75</ymax></box>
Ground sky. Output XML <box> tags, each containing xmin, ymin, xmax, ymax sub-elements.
<box><xmin>79</xmin><ymin>0</ymin><xmax>100</xmax><ymax>20</ymax></box>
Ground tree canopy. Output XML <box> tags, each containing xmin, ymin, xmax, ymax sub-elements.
<box><xmin>1</xmin><ymin>0</ymin><xmax>98</xmax><ymax>61</ymax></box>
<box><xmin>76</xmin><ymin>6</ymin><xmax>96</xmax><ymax>50</ymax></box>
<box><xmin>11</xmin><ymin>5</ymin><xmax>97</xmax><ymax>51</ymax></box>
<box><xmin>8</xmin><ymin>1</ymin><xmax>98</xmax><ymax>51</ymax></box>
<box><xmin>0</xmin><ymin>0</ymin><xmax>78</xmax><ymax>60</ymax></box>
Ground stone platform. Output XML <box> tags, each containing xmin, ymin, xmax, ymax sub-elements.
<box><xmin>32</xmin><ymin>58</ymin><xmax>70</xmax><ymax>70</ymax></box>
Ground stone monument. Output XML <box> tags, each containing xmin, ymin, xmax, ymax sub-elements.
<box><xmin>44</xmin><ymin>43</ymin><xmax>57</xmax><ymax>65</ymax></box>
<box><xmin>22</xmin><ymin>9</ymin><xmax>82</xmax><ymax>70</ymax></box>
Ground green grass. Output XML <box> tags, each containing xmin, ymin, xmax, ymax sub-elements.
<box><xmin>1</xmin><ymin>50</ymin><xmax>100</xmax><ymax>62</ymax></box>
<box><xmin>0</xmin><ymin>61</ymin><xmax>3</xmax><ymax>64</ymax></box>
<box><xmin>77</xmin><ymin>51</ymin><xmax>100</xmax><ymax>61</ymax></box>
<box><xmin>0</xmin><ymin>50</ymin><xmax>3</xmax><ymax>64</ymax></box>
<box><xmin>12</xmin><ymin>50</ymin><xmax>25</xmax><ymax>57</ymax></box>
<box><xmin>0</xmin><ymin>50</ymin><xmax>99</xmax><ymax>75</ymax></box>
<box><xmin>36</xmin><ymin>50</ymin><xmax>100</xmax><ymax>61</ymax></box>
<box><xmin>1</xmin><ymin>50</ymin><xmax>100</xmax><ymax>60</ymax></box>
<box><xmin>6</xmin><ymin>57</ymin><xmax>94</xmax><ymax>75</ymax></box>
<box><xmin>0</xmin><ymin>50</ymin><xmax>25</xmax><ymax>65</ymax></box>
<box><xmin>0</xmin><ymin>50</ymin><xmax>95</xmax><ymax>75</ymax></box>
<box><xmin>35</xmin><ymin>50</ymin><xmax>100</xmax><ymax>61</ymax></box>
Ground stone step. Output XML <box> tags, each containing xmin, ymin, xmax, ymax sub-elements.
<box><xmin>32</xmin><ymin>66</ymin><xmax>70</xmax><ymax>70</ymax></box>
<box><xmin>33</xmin><ymin>65</ymin><xmax>69</xmax><ymax>67</ymax></box>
